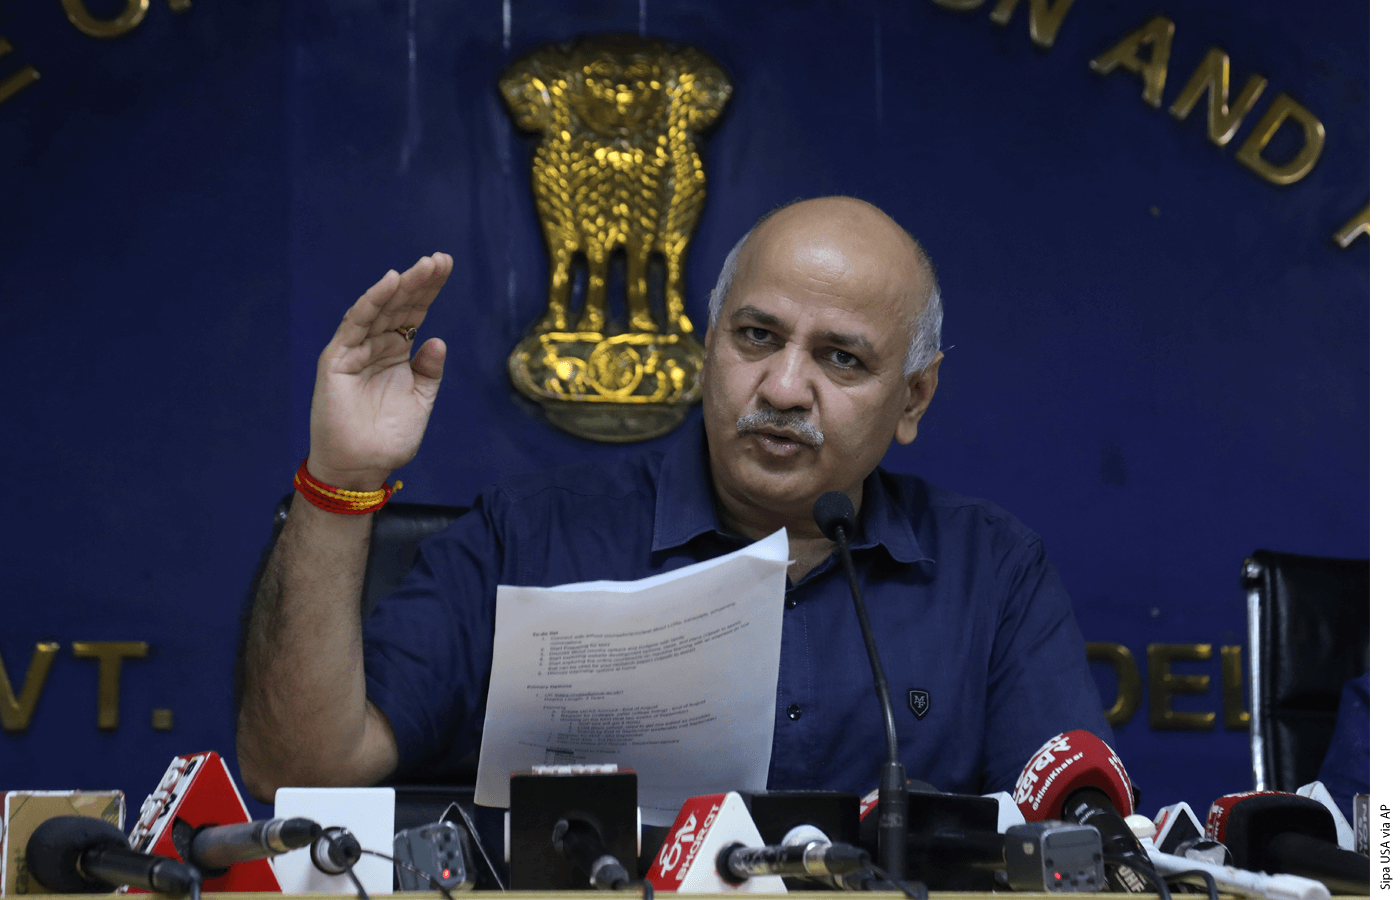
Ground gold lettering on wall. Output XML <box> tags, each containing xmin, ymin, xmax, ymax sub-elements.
<box><xmin>1333</xmin><ymin>203</ymin><xmax>1369</xmax><ymax>248</ymax></box>
<box><xmin>1086</xmin><ymin>642</ymin><xmax>1141</xmax><ymax>726</ymax></box>
<box><xmin>0</xmin><ymin>643</ymin><xmax>59</xmax><ymax>732</ymax></box>
<box><xmin>1234</xmin><ymin>94</ymin><xmax>1325</xmax><ymax>185</ymax></box>
<box><xmin>61</xmin><ymin>0</ymin><xmax>149</xmax><ymax>39</ymax></box>
<box><xmin>73</xmin><ymin>641</ymin><xmax>148</xmax><ymax>729</ymax></box>
<box><xmin>1220</xmin><ymin>644</ymin><xmax>1249</xmax><ymax>730</ymax></box>
<box><xmin>1168</xmin><ymin>47</ymin><xmax>1268</xmax><ymax>146</ymax></box>
<box><xmin>1146</xmin><ymin>642</ymin><xmax>1215</xmax><ymax>729</ymax></box>
<box><xmin>988</xmin><ymin>0</ymin><xmax>1077</xmax><ymax>49</ymax></box>
<box><xmin>1089</xmin><ymin>15</ymin><xmax>1176</xmax><ymax>109</ymax></box>
<box><xmin>0</xmin><ymin>38</ymin><xmax>40</xmax><ymax>108</ymax></box>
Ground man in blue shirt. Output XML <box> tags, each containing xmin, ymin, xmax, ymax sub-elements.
<box><xmin>236</xmin><ymin>196</ymin><xmax>1110</xmax><ymax>804</ymax></box>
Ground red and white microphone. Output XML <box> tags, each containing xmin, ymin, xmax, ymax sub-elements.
<box><xmin>1013</xmin><ymin>731</ymin><xmax>1134</xmax><ymax>821</ymax></box>
<box><xmin>1206</xmin><ymin>790</ymin><xmax>1367</xmax><ymax>895</ymax></box>
<box><xmin>1013</xmin><ymin>731</ymin><xmax>1151</xmax><ymax>893</ymax></box>
<box><xmin>128</xmin><ymin>751</ymin><xmax>284</xmax><ymax>892</ymax></box>
<box><xmin>646</xmin><ymin>793</ymin><xmax>787</xmax><ymax>893</ymax></box>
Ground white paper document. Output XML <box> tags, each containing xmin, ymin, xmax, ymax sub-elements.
<box><xmin>474</xmin><ymin>529</ymin><xmax>790</xmax><ymax>824</ymax></box>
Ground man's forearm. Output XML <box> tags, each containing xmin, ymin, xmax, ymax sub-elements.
<box><xmin>236</xmin><ymin>493</ymin><xmax>398</xmax><ymax>802</ymax></box>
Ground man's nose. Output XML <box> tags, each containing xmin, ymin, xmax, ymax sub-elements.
<box><xmin>757</xmin><ymin>346</ymin><xmax>816</xmax><ymax>411</ymax></box>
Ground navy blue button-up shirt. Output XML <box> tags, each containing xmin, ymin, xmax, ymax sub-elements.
<box><xmin>363</xmin><ymin>418</ymin><xmax>1111</xmax><ymax>797</ymax></box>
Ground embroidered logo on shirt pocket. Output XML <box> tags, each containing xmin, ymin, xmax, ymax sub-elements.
<box><xmin>908</xmin><ymin>689</ymin><xmax>931</xmax><ymax>720</ymax></box>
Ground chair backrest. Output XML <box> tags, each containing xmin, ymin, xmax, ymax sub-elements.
<box><xmin>1241</xmin><ymin>549</ymin><xmax>1368</xmax><ymax>792</ymax></box>
<box><xmin>268</xmin><ymin>494</ymin><xmax>469</xmax><ymax>618</ymax></box>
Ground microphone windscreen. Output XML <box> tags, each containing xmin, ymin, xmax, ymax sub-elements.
<box><xmin>26</xmin><ymin>816</ymin><xmax>127</xmax><ymax>893</ymax></box>
<box><xmin>813</xmin><ymin>492</ymin><xmax>856</xmax><ymax>542</ymax></box>
<box><xmin>1205</xmin><ymin>791</ymin><xmax>1337</xmax><ymax>869</ymax></box>
<box><xmin>1013</xmin><ymin>731</ymin><xmax>1134</xmax><ymax>821</ymax></box>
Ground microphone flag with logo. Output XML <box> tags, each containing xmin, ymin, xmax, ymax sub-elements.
<box><xmin>127</xmin><ymin>751</ymin><xmax>281</xmax><ymax>892</ymax></box>
<box><xmin>646</xmin><ymin>793</ymin><xmax>786</xmax><ymax>893</ymax></box>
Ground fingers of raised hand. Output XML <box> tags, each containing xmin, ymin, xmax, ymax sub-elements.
<box><xmin>368</xmin><ymin>252</ymin><xmax>453</xmax><ymax>337</ymax></box>
<box><xmin>333</xmin><ymin>252</ymin><xmax>453</xmax><ymax>349</ymax></box>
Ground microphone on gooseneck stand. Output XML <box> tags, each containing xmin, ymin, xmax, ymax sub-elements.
<box><xmin>26</xmin><ymin>816</ymin><xmax>203</xmax><ymax>897</ymax></box>
<box><xmin>813</xmin><ymin>491</ymin><xmax>911</xmax><ymax>887</ymax></box>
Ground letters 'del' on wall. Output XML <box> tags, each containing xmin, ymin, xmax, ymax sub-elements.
<box><xmin>500</xmin><ymin>36</ymin><xmax>731</xmax><ymax>442</ymax></box>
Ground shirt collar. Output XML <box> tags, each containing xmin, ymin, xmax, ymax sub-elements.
<box><xmin>652</xmin><ymin>414</ymin><xmax>933</xmax><ymax>565</ymax></box>
<box><xmin>653</xmin><ymin>414</ymin><xmax>726</xmax><ymax>551</ymax></box>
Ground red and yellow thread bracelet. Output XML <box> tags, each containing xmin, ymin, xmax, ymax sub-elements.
<box><xmin>293</xmin><ymin>458</ymin><xmax>402</xmax><ymax>515</ymax></box>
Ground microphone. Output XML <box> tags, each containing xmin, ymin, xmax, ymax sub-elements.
<box><xmin>861</xmin><ymin>787</ymin><xmax>1104</xmax><ymax>892</ymax></box>
<box><xmin>1295</xmin><ymin>781</ymin><xmax>1356</xmax><ymax>851</ymax></box>
<box><xmin>645</xmin><ymin>792</ymin><xmax>786</xmax><ymax>892</ymax></box>
<box><xmin>310</xmin><ymin>826</ymin><xmax>362</xmax><ymax>875</ymax></box>
<box><xmin>716</xmin><ymin>836</ymin><xmax>870</xmax><ymax>884</ymax></box>
<box><xmin>552</xmin><ymin>817</ymin><xmax>632</xmax><ymax>890</ymax></box>
<box><xmin>814</xmin><ymin>491</ymin><xmax>910</xmax><ymax>883</ymax></box>
<box><xmin>129</xmin><ymin>750</ymin><xmax>283</xmax><ymax>892</ymax></box>
<box><xmin>1206</xmin><ymin>791</ymin><xmax>1368</xmax><ymax>895</ymax></box>
<box><xmin>508</xmin><ymin>766</ymin><xmax>639</xmax><ymax>890</ymax></box>
<box><xmin>1014</xmin><ymin>731</ymin><xmax>1154</xmax><ymax>893</ymax></box>
<box><xmin>1149</xmin><ymin>802</ymin><xmax>1230</xmax><ymax>866</ymax></box>
<box><xmin>184</xmin><ymin>818</ymin><xmax>322</xmax><ymax>872</ymax></box>
<box><xmin>26</xmin><ymin>816</ymin><xmax>202</xmax><ymax>896</ymax></box>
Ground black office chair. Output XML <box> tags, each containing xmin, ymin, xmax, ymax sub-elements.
<box><xmin>264</xmin><ymin>493</ymin><xmax>468</xmax><ymax>618</ymax></box>
<box><xmin>1241</xmin><ymin>549</ymin><xmax>1368</xmax><ymax>792</ymax></box>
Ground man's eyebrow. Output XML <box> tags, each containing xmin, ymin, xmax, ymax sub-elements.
<box><xmin>730</xmin><ymin>304</ymin><xmax>879</xmax><ymax>358</ymax></box>
<box><xmin>815</xmin><ymin>329</ymin><xmax>876</xmax><ymax>357</ymax></box>
<box><xmin>729</xmin><ymin>305</ymin><xmax>785</xmax><ymax>329</ymax></box>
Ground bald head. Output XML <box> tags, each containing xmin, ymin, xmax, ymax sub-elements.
<box><xmin>709</xmin><ymin>197</ymin><xmax>943</xmax><ymax>376</ymax></box>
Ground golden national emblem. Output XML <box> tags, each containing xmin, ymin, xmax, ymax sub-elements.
<box><xmin>500</xmin><ymin>35</ymin><xmax>731</xmax><ymax>441</ymax></box>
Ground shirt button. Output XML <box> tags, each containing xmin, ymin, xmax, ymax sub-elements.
<box><xmin>787</xmin><ymin>704</ymin><xmax>802</xmax><ymax>720</ymax></box>
<box><xmin>785</xmin><ymin>597</ymin><xmax>797</xmax><ymax>609</ymax></box>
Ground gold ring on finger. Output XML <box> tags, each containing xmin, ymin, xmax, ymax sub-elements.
<box><xmin>395</xmin><ymin>325</ymin><xmax>418</xmax><ymax>342</ymax></box>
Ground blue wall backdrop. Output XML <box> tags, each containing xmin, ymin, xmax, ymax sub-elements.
<box><xmin>0</xmin><ymin>0</ymin><xmax>1367</xmax><ymax>828</ymax></box>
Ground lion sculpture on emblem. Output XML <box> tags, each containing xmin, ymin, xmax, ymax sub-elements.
<box><xmin>500</xmin><ymin>36</ymin><xmax>731</xmax><ymax>442</ymax></box>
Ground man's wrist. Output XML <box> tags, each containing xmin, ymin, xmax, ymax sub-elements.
<box><xmin>295</xmin><ymin>458</ymin><xmax>402</xmax><ymax>515</ymax></box>
<box><xmin>304</xmin><ymin>456</ymin><xmax>395</xmax><ymax>492</ymax></box>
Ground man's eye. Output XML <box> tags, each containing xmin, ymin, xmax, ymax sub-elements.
<box><xmin>742</xmin><ymin>327</ymin><xmax>774</xmax><ymax>344</ymax></box>
<box><xmin>829</xmin><ymin>349</ymin><xmax>861</xmax><ymax>369</ymax></box>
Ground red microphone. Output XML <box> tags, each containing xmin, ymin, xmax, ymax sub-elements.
<box><xmin>1205</xmin><ymin>791</ymin><xmax>1367</xmax><ymax>895</ymax></box>
<box><xmin>127</xmin><ymin>751</ymin><xmax>282</xmax><ymax>892</ymax></box>
<box><xmin>1012</xmin><ymin>732</ymin><xmax>1150</xmax><ymax>894</ymax></box>
<box><xmin>1013</xmin><ymin>731</ymin><xmax>1133</xmax><ymax>821</ymax></box>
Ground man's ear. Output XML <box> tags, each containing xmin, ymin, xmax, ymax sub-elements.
<box><xmin>699</xmin><ymin>301</ymin><xmax>716</xmax><ymax>390</ymax></box>
<box><xmin>894</xmin><ymin>351</ymin><xmax>943</xmax><ymax>445</ymax></box>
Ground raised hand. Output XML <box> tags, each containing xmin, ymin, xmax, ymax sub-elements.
<box><xmin>307</xmin><ymin>252</ymin><xmax>454</xmax><ymax>490</ymax></box>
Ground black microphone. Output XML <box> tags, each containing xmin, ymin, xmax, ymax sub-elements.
<box><xmin>1062</xmin><ymin>788</ymin><xmax>1156</xmax><ymax>893</ymax></box>
<box><xmin>814</xmin><ymin>491</ymin><xmax>910</xmax><ymax>884</ymax></box>
<box><xmin>716</xmin><ymin>838</ymin><xmax>870</xmax><ymax>884</ymax></box>
<box><xmin>1207</xmin><ymin>792</ymin><xmax>1368</xmax><ymax>895</ymax></box>
<box><xmin>26</xmin><ymin>816</ymin><xmax>203</xmax><ymax>896</ymax></box>
<box><xmin>181</xmin><ymin>817</ymin><xmax>321</xmax><ymax>873</ymax></box>
<box><xmin>310</xmin><ymin>826</ymin><xmax>362</xmax><ymax>875</ymax></box>
<box><xmin>552</xmin><ymin>817</ymin><xmax>632</xmax><ymax>890</ymax></box>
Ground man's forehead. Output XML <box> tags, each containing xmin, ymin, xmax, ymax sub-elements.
<box><xmin>741</xmin><ymin>204</ymin><xmax>925</xmax><ymax>299</ymax></box>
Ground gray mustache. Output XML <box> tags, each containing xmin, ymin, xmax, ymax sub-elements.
<box><xmin>736</xmin><ymin>407</ymin><xmax>825</xmax><ymax>447</ymax></box>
